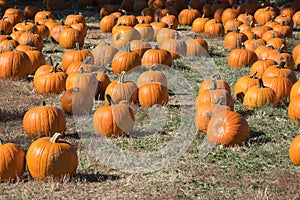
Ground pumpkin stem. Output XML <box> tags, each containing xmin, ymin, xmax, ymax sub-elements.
<box><xmin>73</xmin><ymin>87</ymin><xmax>81</xmax><ymax>92</ymax></box>
<box><xmin>278</xmin><ymin>60</ymin><xmax>286</xmax><ymax>68</ymax></box>
<box><xmin>50</xmin><ymin>63</ymin><xmax>60</xmax><ymax>73</ymax></box>
<box><xmin>40</xmin><ymin>100</ymin><xmax>46</xmax><ymax>106</ymax></box>
<box><xmin>106</xmin><ymin>94</ymin><xmax>114</xmax><ymax>106</ymax></box>
<box><xmin>252</xmin><ymin>33</ymin><xmax>257</xmax><ymax>40</ymax></box>
<box><xmin>75</xmin><ymin>42</ymin><xmax>80</xmax><ymax>50</ymax></box>
<box><xmin>50</xmin><ymin>133</ymin><xmax>62</xmax><ymax>143</ymax></box>
<box><xmin>29</xmin><ymin>26</ymin><xmax>35</xmax><ymax>34</ymax></box>
<box><xmin>210</xmin><ymin>79</ymin><xmax>217</xmax><ymax>90</ymax></box>
<box><xmin>201</xmin><ymin>14</ymin><xmax>205</xmax><ymax>18</ymax></box>
<box><xmin>278</xmin><ymin>44</ymin><xmax>285</xmax><ymax>53</ymax></box>
<box><xmin>126</xmin><ymin>42</ymin><xmax>131</xmax><ymax>52</ymax></box>
<box><xmin>214</xmin><ymin>96</ymin><xmax>225</xmax><ymax>105</ymax></box>
<box><xmin>118</xmin><ymin>71</ymin><xmax>126</xmax><ymax>84</ymax></box>
<box><xmin>168</xmin><ymin>23</ymin><xmax>173</xmax><ymax>29</ymax></box>
<box><xmin>250</xmin><ymin>71</ymin><xmax>258</xmax><ymax>78</ymax></box>
<box><xmin>8</xmin><ymin>44</ymin><xmax>15</xmax><ymax>51</ymax></box>
<box><xmin>270</xmin><ymin>15</ymin><xmax>275</xmax><ymax>22</ymax></box>
<box><xmin>119</xmin><ymin>9</ymin><xmax>128</xmax><ymax>15</ymax></box>
<box><xmin>0</xmin><ymin>30</ymin><xmax>5</xmax><ymax>35</ymax></box>
<box><xmin>48</xmin><ymin>56</ymin><xmax>54</xmax><ymax>66</ymax></box>
<box><xmin>83</xmin><ymin>56</ymin><xmax>91</xmax><ymax>64</ymax></box>
<box><xmin>78</xmin><ymin>67</ymin><xmax>84</xmax><ymax>73</ymax></box>
<box><xmin>258</xmin><ymin>78</ymin><xmax>265</xmax><ymax>88</ymax></box>
<box><xmin>0</xmin><ymin>138</ymin><xmax>4</xmax><ymax>145</ymax></box>
<box><xmin>211</xmin><ymin>74</ymin><xmax>221</xmax><ymax>80</ymax></box>
<box><xmin>155</xmin><ymin>17</ymin><xmax>160</xmax><ymax>22</ymax></box>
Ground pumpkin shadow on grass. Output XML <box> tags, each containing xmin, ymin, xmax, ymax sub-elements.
<box><xmin>248</xmin><ymin>130</ymin><xmax>272</xmax><ymax>145</ymax></box>
<box><xmin>75</xmin><ymin>173</ymin><xmax>120</xmax><ymax>183</ymax></box>
<box><xmin>0</xmin><ymin>109</ymin><xmax>26</xmax><ymax>122</ymax></box>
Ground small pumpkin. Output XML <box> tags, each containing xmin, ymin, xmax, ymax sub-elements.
<box><xmin>0</xmin><ymin>139</ymin><xmax>25</xmax><ymax>182</ymax></box>
<box><xmin>60</xmin><ymin>87</ymin><xmax>94</xmax><ymax>115</ymax></box>
<box><xmin>243</xmin><ymin>78</ymin><xmax>276</xmax><ymax>109</ymax></box>
<box><xmin>288</xmin><ymin>96</ymin><xmax>300</xmax><ymax>121</ymax></box>
<box><xmin>138</xmin><ymin>81</ymin><xmax>169</xmax><ymax>107</ymax></box>
<box><xmin>141</xmin><ymin>46</ymin><xmax>173</xmax><ymax>68</ymax></box>
<box><xmin>22</xmin><ymin>101</ymin><xmax>66</xmax><ymax>138</ymax></box>
<box><xmin>26</xmin><ymin>133</ymin><xmax>78</xmax><ymax>180</ymax></box>
<box><xmin>104</xmin><ymin>71</ymin><xmax>138</xmax><ymax>105</ymax></box>
<box><xmin>207</xmin><ymin>110</ymin><xmax>250</xmax><ymax>147</ymax></box>
<box><xmin>289</xmin><ymin>134</ymin><xmax>300</xmax><ymax>165</ymax></box>
<box><xmin>93</xmin><ymin>94</ymin><xmax>135</xmax><ymax>137</ymax></box>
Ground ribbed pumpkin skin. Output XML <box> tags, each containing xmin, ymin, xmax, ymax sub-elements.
<box><xmin>290</xmin><ymin>80</ymin><xmax>300</xmax><ymax>100</ymax></box>
<box><xmin>228</xmin><ymin>48</ymin><xmax>258</xmax><ymax>68</ymax></box>
<box><xmin>60</xmin><ymin>88</ymin><xmax>94</xmax><ymax>115</ymax></box>
<box><xmin>234</xmin><ymin>75</ymin><xmax>259</xmax><ymax>100</ymax></box>
<box><xmin>288</xmin><ymin>95</ymin><xmax>300</xmax><ymax>121</ymax></box>
<box><xmin>26</xmin><ymin>134</ymin><xmax>78</xmax><ymax>180</ymax></box>
<box><xmin>195</xmin><ymin>102</ymin><xmax>231</xmax><ymax>132</ymax></box>
<box><xmin>93</xmin><ymin>102</ymin><xmax>134</xmax><ymax>137</ymax></box>
<box><xmin>61</xmin><ymin>47</ymin><xmax>93</xmax><ymax>70</ymax></box>
<box><xmin>0</xmin><ymin>50</ymin><xmax>32</xmax><ymax>80</ymax></box>
<box><xmin>243</xmin><ymin>80</ymin><xmax>276</xmax><ymax>109</ymax></box>
<box><xmin>111</xmin><ymin>50</ymin><xmax>141</xmax><ymax>74</ymax></box>
<box><xmin>207</xmin><ymin>110</ymin><xmax>250</xmax><ymax>147</ymax></box>
<box><xmin>22</xmin><ymin>105</ymin><xmax>66</xmax><ymax>137</ymax></box>
<box><xmin>289</xmin><ymin>134</ymin><xmax>300</xmax><ymax>165</ymax></box>
<box><xmin>0</xmin><ymin>142</ymin><xmax>25</xmax><ymax>182</ymax></box>
<box><xmin>137</xmin><ymin>70</ymin><xmax>167</xmax><ymax>88</ymax></box>
<box><xmin>138</xmin><ymin>82</ymin><xmax>169</xmax><ymax>107</ymax></box>
<box><xmin>141</xmin><ymin>48</ymin><xmax>173</xmax><ymax>68</ymax></box>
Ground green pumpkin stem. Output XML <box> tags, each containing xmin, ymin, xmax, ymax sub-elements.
<box><xmin>278</xmin><ymin>44</ymin><xmax>285</xmax><ymax>53</ymax></box>
<box><xmin>106</xmin><ymin>94</ymin><xmax>114</xmax><ymax>106</ymax></box>
<box><xmin>78</xmin><ymin>67</ymin><xmax>84</xmax><ymax>73</ymax></box>
<box><xmin>50</xmin><ymin>133</ymin><xmax>62</xmax><ymax>143</ymax></box>
<box><xmin>250</xmin><ymin>71</ymin><xmax>258</xmax><ymax>78</ymax></box>
<box><xmin>210</xmin><ymin>79</ymin><xmax>217</xmax><ymax>90</ymax></box>
<box><xmin>75</xmin><ymin>42</ymin><xmax>80</xmax><ymax>50</ymax></box>
<box><xmin>83</xmin><ymin>56</ymin><xmax>91</xmax><ymax>64</ymax></box>
<box><xmin>258</xmin><ymin>78</ymin><xmax>265</xmax><ymax>88</ymax></box>
<box><xmin>8</xmin><ymin>43</ymin><xmax>15</xmax><ymax>52</ymax></box>
<box><xmin>214</xmin><ymin>96</ymin><xmax>225</xmax><ymax>105</ymax></box>
<box><xmin>211</xmin><ymin>74</ymin><xmax>221</xmax><ymax>80</ymax></box>
<box><xmin>278</xmin><ymin>60</ymin><xmax>286</xmax><ymax>69</ymax></box>
<box><xmin>40</xmin><ymin>100</ymin><xmax>46</xmax><ymax>106</ymax></box>
<box><xmin>0</xmin><ymin>138</ymin><xmax>4</xmax><ymax>145</ymax></box>
<box><xmin>126</xmin><ymin>42</ymin><xmax>131</xmax><ymax>52</ymax></box>
<box><xmin>50</xmin><ymin>63</ymin><xmax>60</xmax><ymax>73</ymax></box>
<box><xmin>118</xmin><ymin>71</ymin><xmax>126</xmax><ymax>84</ymax></box>
<box><xmin>48</xmin><ymin>56</ymin><xmax>54</xmax><ymax>66</ymax></box>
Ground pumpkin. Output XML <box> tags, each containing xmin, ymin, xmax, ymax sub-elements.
<box><xmin>17</xmin><ymin>27</ymin><xmax>44</xmax><ymax>51</ymax></box>
<box><xmin>198</xmin><ymin>74</ymin><xmax>231</xmax><ymax>94</ymax></box>
<box><xmin>49</xmin><ymin>22</ymin><xmax>70</xmax><ymax>43</ymax></box>
<box><xmin>35</xmin><ymin>22</ymin><xmax>50</xmax><ymax>38</ymax></box>
<box><xmin>192</xmin><ymin>14</ymin><xmax>210</xmax><ymax>33</ymax></box>
<box><xmin>224</xmin><ymin>18</ymin><xmax>242</xmax><ymax>33</ymax></box>
<box><xmin>137</xmin><ymin>67</ymin><xmax>167</xmax><ymax>88</ymax></box>
<box><xmin>94</xmin><ymin>71</ymin><xmax>111</xmax><ymax>100</ymax></box>
<box><xmin>206</xmin><ymin>110</ymin><xmax>250</xmax><ymax>147</ymax></box>
<box><xmin>161</xmin><ymin>14</ymin><xmax>179</xmax><ymax>30</ymax></box>
<box><xmin>22</xmin><ymin>101</ymin><xmax>66</xmax><ymax>138</ymax></box>
<box><xmin>129</xmin><ymin>40</ymin><xmax>152</xmax><ymax>58</ymax></box>
<box><xmin>178</xmin><ymin>6</ymin><xmax>201</xmax><ymax>26</ymax></box>
<box><xmin>223</xmin><ymin>30</ymin><xmax>248</xmax><ymax>49</ymax></box>
<box><xmin>292</xmin><ymin>43</ymin><xmax>300</xmax><ymax>61</ymax></box>
<box><xmin>60</xmin><ymin>87</ymin><xmax>94</xmax><ymax>115</ymax></box>
<box><xmin>195</xmin><ymin>97</ymin><xmax>232</xmax><ymax>132</ymax></box>
<box><xmin>65</xmin><ymin>13</ymin><xmax>86</xmax><ymax>26</ymax></box>
<box><xmin>33</xmin><ymin>63</ymin><xmax>67</xmax><ymax>94</ymax></box>
<box><xmin>100</xmin><ymin>15</ymin><xmax>118</xmax><ymax>33</ymax></box>
<box><xmin>21</xmin><ymin>48</ymin><xmax>46</xmax><ymax>75</ymax></box>
<box><xmin>0</xmin><ymin>36</ymin><xmax>19</xmax><ymax>52</ymax></box>
<box><xmin>61</xmin><ymin>43</ymin><xmax>94</xmax><ymax>70</ymax></box>
<box><xmin>66</xmin><ymin>56</ymin><xmax>98</xmax><ymax>75</ymax></box>
<box><xmin>204</xmin><ymin>19</ymin><xmax>224</xmax><ymax>37</ymax></box>
<box><xmin>262</xmin><ymin>76</ymin><xmax>293</xmax><ymax>105</ymax></box>
<box><xmin>296</xmin><ymin>56</ymin><xmax>300</xmax><ymax>70</ymax></box>
<box><xmin>249</xmin><ymin>58</ymin><xmax>276</xmax><ymax>77</ymax></box>
<box><xmin>266</xmin><ymin>37</ymin><xmax>287</xmax><ymax>51</ymax></box>
<box><xmin>0</xmin><ymin>19</ymin><xmax>13</xmax><ymax>35</ymax></box>
<box><xmin>134</xmin><ymin>20</ymin><xmax>154</xmax><ymax>40</ymax></box>
<box><xmin>290</xmin><ymin>80</ymin><xmax>300</xmax><ymax>100</ymax></box>
<box><xmin>196</xmin><ymin>80</ymin><xmax>234</xmax><ymax>111</ymax></box>
<box><xmin>262</xmin><ymin>30</ymin><xmax>281</xmax><ymax>41</ymax></box>
<box><xmin>234</xmin><ymin>72</ymin><xmax>259</xmax><ymax>100</ymax></box>
<box><xmin>254</xmin><ymin>6</ymin><xmax>277</xmax><ymax>25</ymax></box>
<box><xmin>228</xmin><ymin>45</ymin><xmax>258</xmax><ymax>68</ymax></box>
<box><xmin>111</xmin><ymin>43</ymin><xmax>142</xmax><ymax>74</ymax></box>
<box><xmin>262</xmin><ymin>60</ymin><xmax>297</xmax><ymax>84</ymax></box>
<box><xmin>251</xmin><ymin>24</ymin><xmax>272</xmax><ymax>38</ymax></box>
<box><xmin>59</xmin><ymin>27</ymin><xmax>84</xmax><ymax>49</ymax></box>
<box><xmin>150</xmin><ymin>18</ymin><xmax>168</xmax><ymax>38</ymax></box>
<box><xmin>160</xmin><ymin>32</ymin><xmax>187</xmax><ymax>59</ymax></box>
<box><xmin>99</xmin><ymin>4</ymin><xmax>118</xmax><ymax>17</ymax></box>
<box><xmin>34</xmin><ymin>10</ymin><xmax>55</xmax><ymax>23</ymax></box>
<box><xmin>243</xmin><ymin>78</ymin><xmax>276</xmax><ymax>108</ymax></box>
<box><xmin>237</xmin><ymin>12</ymin><xmax>254</xmax><ymax>25</ymax></box>
<box><xmin>112</xmin><ymin>26</ymin><xmax>141</xmax><ymax>49</ymax></box>
<box><xmin>116</xmin><ymin>11</ymin><xmax>138</xmax><ymax>27</ymax></box>
<box><xmin>141</xmin><ymin>47</ymin><xmax>173</xmax><ymax>68</ymax></box>
<box><xmin>92</xmin><ymin>43</ymin><xmax>118</xmax><ymax>67</ymax></box>
<box><xmin>243</xmin><ymin>33</ymin><xmax>266</xmax><ymax>52</ymax></box>
<box><xmin>185</xmin><ymin>36</ymin><xmax>209</xmax><ymax>56</ymax></box>
<box><xmin>0</xmin><ymin>139</ymin><xmax>25</xmax><ymax>182</ymax></box>
<box><xmin>0</xmin><ymin>44</ymin><xmax>32</xmax><ymax>80</ymax></box>
<box><xmin>292</xmin><ymin>11</ymin><xmax>300</xmax><ymax>26</ymax></box>
<box><xmin>93</xmin><ymin>94</ymin><xmax>135</xmax><ymax>137</ymax></box>
<box><xmin>156</xmin><ymin>24</ymin><xmax>178</xmax><ymax>45</ymax></box>
<box><xmin>273</xmin><ymin>21</ymin><xmax>293</xmax><ymax>38</ymax></box>
<box><xmin>266</xmin><ymin>44</ymin><xmax>294</xmax><ymax>69</ymax></box>
<box><xmin>138</xmin><ymin>81</ymin><xmax>169</xmax><ymax>107</ymax></box>
<box><xmin>104</xmin><ymin>71</ymin><xmax>138</xmax><ymax>105</ymax></box>
<box><xmin>136</xmin><ymin>13</ymin><xmax>154</xmax><ymax>24</ymax></box>
<box><xmin>26</xmin><ymin>133</ymin><xmax>78</xmax><ymax>180</ymax></box>
<box><xmin>289</xmin><ymin>134</ymin><xmax>300</xmax><ymax>165</ymax></box>
<box><xmin>288</xmin><ymin>96</ymin><xmax>300</xmax><ymax>121</ymax></box>
<box><xmin>66</xmin><ymin>67</ymin><xmax>99</xmax><ymax>97</ymax></box>
<box><xmin>221</xmin><ymin>7</ymin><xmax>239</xmax><ymax>24</ymax></box>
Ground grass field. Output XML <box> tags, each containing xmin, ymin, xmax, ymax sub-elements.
<box><xmin>1</xmin><ymin>0</ymin><xmax>300</xmax><ymax>199</ymax></box>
